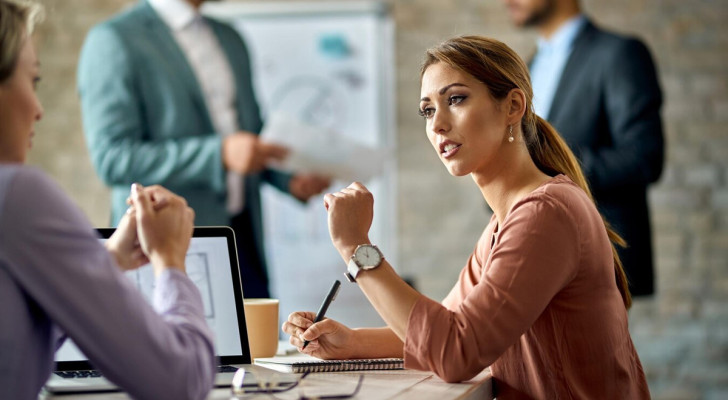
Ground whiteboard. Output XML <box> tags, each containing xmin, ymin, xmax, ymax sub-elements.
<box><xmin>203</xmin><ymin>2</ymin><xmax>396</xmax><ymax>329</ymax></box>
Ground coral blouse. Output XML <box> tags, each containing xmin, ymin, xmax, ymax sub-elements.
<box><xmin>404</xmin><ymin>175</ymin><xmax>649</xmax><ymax>399</ymax></box>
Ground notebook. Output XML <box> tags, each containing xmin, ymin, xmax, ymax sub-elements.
<box><xmin>255</xmin><ymin>355</ymin><xmax>404</xmax><ymax>373</ymax></box>
<box><xmin>44</xmin><ymin>226</ymin><xmax>296</xmax><ymax>394</ymax></box>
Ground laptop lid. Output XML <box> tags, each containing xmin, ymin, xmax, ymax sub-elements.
<box><xmin>53</xmin><ymin>226</ymin><xmax>252</xmax><ymax>371</ymax></box>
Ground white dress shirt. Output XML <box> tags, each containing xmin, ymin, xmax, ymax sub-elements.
<box><xmin>149</xmin><ymin>0</ymin><xmax>245</xmax><ymax>214</ymax></box>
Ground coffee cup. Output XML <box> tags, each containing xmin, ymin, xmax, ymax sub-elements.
<box><xmin>243</xmin><ymin>298</ymin><xmax>280</xmax><ymax>359</ymax></box>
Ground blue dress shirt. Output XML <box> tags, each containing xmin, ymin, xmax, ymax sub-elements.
<box><xmin>530</xmin><ymin>15</ymin><xmax>587</xmax><ymax>118</ymax></box>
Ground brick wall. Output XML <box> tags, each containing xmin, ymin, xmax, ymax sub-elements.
<box><xmin>30</xmin><ymin>0</ymin><xmax>727</xmax><ymax>398</ymax></box>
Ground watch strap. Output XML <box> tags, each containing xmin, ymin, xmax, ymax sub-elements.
<box><xmin>345</xmin><ymin>258</ymin><xmax>360</xmax><ymax>283</ymax></box>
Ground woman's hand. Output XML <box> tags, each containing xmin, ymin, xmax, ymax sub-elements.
<box><xmin>105</xmin><ymin>209</ymin><xmax>149</xmax><ymax>271</ymax></box>
<box><xmin>282</xmin><ymin>311</ymin><xmax>355</xmax><ymax>360</ymax></box>
<box><xmin>128</xmin><ymin>183</ymin><xmax>195</xmax><ymax>276</ymax></box>
<box><xmin>323</xmin><ymin>182</ymin><xmax>374</xmax><ymax>261</ymax></box>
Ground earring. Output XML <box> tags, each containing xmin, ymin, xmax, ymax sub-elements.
<box><xmin>508</xmin><ymin>125</ymin><xmax>514</xmax><ymax>143</ymax></box>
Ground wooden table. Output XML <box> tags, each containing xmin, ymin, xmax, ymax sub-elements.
<box><xmin>42</xmin><ymin>368</ymin><xmax>492</xmax><ymax>400</ymax></box>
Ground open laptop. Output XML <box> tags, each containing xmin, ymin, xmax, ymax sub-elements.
<box><xmin>45</xmin><ymin>226</ymin><xmax>296</xmax><ymax>394</ymax></box>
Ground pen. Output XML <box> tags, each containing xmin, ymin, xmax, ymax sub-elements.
<box><xmin>302</xmin><ymin>279</ymin><xmax>341</xmax><ymax>349</ymax></box>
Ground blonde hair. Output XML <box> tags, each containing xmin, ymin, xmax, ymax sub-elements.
<box><xmin>421</xmin><ymin>35</ymin><xmax>632</xmax><ymax>309</ymax></box>
<box><xmin>0</xmin><ymin>0</ymin><xmax>43</xmax><ymax>83</ymax></box>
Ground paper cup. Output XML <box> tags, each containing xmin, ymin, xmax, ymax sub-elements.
<box><xmin>243</xmin><ymin>298</ymin><xmax>280</xmax><ymax>359</ymax></box>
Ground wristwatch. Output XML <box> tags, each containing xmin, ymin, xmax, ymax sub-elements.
<box><xmin>345</xmin><ymin>244</ymin><xmax>385</xmax><ymax>283</ymax></box>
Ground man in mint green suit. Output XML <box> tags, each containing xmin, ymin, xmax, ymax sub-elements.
<box><xmin>78</xmin><ymin>0</ymin><xmax>329</xmax><ymax>298</ymax></box>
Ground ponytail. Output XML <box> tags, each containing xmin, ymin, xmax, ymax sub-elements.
<box><xmin>529</xmin><ymin>116</ymin><xmax>632</xmax><ymax>309</ymax></box>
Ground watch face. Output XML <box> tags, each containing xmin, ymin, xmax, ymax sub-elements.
<box><xmin>355</xmin><ymin>245</ymin><xmax>381</xmax><ymax>267</ymax></box>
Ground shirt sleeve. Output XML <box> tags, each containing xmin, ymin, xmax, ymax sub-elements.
<box><xmin>0</xmin><ymin>167</ymin><xmax>215</xmax><ymax>400</ymax></box>
<box><xmin>403</xmin><ymin>193</ymin><xmax>580</xmax><ymax>383</ymax></box>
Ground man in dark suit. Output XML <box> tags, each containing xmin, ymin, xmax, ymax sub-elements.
<box><xmin>502</xmin><ymin>0</ymin><xmax>664</xmax><ymax>296</ymax></box>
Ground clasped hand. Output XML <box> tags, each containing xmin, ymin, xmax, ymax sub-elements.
<box><xmin>105</xmin><ymin>184</ymin><xmax>195</xmax><ymax>276</ymax></box>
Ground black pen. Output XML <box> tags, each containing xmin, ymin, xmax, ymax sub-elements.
<box><xmin>302</xmin><ymin>279</ymin><xmax>341</xmax><ymax>349</ymax></box>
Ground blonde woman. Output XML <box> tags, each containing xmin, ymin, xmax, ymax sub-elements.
<box><xmin>284</xmin><ymin>36</ymin><xmax>650</xmax><ymax>399</ymax></box>
<box><xmin>0</xmin><ymin>1</ymin><xmax>214</xmax><ymax>398</ymax></box>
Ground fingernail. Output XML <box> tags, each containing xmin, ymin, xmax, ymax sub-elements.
<box><xmin>125</xmin><ymin>206</ymin><xmax>133</xmax><ymax>215</ymax></box>
<box><xmin>131</xmin><ymin>183</ymin><xmax>138</xmax><ymax>195</ymax></box>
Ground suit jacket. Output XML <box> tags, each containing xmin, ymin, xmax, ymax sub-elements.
<box><xmin>78</xmin><ymin>1</ymin><xmax>291</xmax><ymax>275</ymax></box>
<box><xmin>534</xmin><ymin>20</ymin><xmax>664</xmax><ymax>295</ymax></box>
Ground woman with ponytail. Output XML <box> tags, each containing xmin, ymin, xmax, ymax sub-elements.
<box><xmin>283</xmin><ymin>36</ymin><xmax>649</xmax><ymax>399</ymax></box>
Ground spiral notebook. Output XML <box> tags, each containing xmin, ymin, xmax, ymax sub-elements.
<box><xmin>254</xmin><ymin>355</ymin><xmax>404</xmax><ymax>373</ymax></box>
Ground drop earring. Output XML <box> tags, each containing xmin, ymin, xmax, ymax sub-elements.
<box><xmin>508</xmin><ymin>125</ymin><xmax>514</xmax><ymax>143</ymax></box>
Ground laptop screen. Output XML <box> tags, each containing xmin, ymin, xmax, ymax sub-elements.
<box><xmin>54</xmin><ymin>226</ymin><xmax>252</xmax><ymax>370</ymax></box>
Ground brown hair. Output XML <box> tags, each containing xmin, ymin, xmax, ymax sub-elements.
<box><xmin>0</xmin><ymin>0</ymin><xmax>43</xmax><ymax>83</ymax></box>
<box><xmin>421</xmin><ymin>35</ymin><xmax>632</xmax><ymax>309</ymax></box>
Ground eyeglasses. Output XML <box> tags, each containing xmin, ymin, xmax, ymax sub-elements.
<box><xmin>230</xmin><ymin>368</ymin><xmax>308</xmax><ymax>396</ymax></box>
<box><xmin>230</xmin><ymin>368</ymin><xmax>364</xmax><ymax>399</ymax></box>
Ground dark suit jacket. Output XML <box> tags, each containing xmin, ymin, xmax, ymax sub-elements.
<box><xmin>534</xmin><ymin>20</ymin><xmax>664</xmax><ymax>296</ymax></box>
<box><xmin>78</xmin><ymin>1</ymin><xmax>293</xmax><ymax>285</ymax></box>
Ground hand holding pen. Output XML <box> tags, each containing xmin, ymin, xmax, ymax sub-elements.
<box><xmin>302</xmin><ymin>280</ymin><xmax>341</xmax><ymax>349</ymax></box>
<box><xmin>282</xmin><ymin>280</ymin><xmax>354</xmax><ymax>358</ymax></box>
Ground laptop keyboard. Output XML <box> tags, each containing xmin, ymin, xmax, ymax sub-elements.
<box><xmin>55</xmin><ymin>365</ymin><xmax>235</xmax><ymax>379</ymax></box>
<box><xmin>55</xmin><ymin>370</ymin><xmax>103</xmax><ymax>379</ymax></box>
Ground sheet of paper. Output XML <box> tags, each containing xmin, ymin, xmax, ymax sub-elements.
<box><xmin>261</xmin><ymin>112</ymin><xmax>389</xmax><ymax>182</ymax></box>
